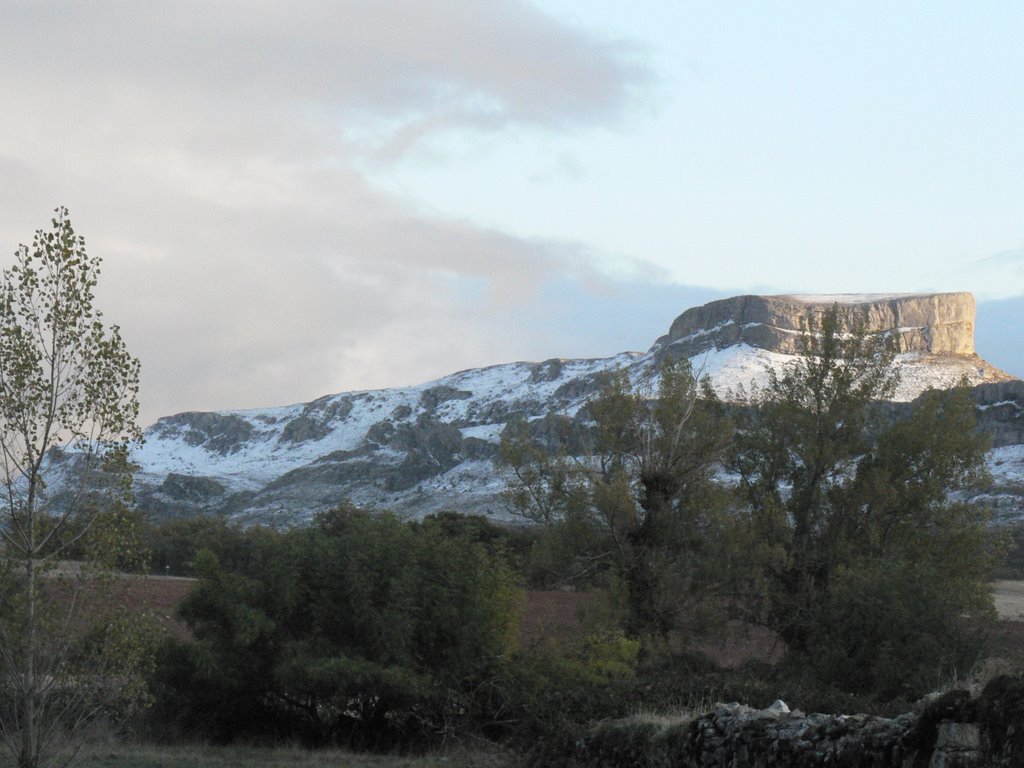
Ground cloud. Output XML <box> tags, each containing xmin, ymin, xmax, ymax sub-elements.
<box><xmin>0</xmin><ymin>1</ymin><xmax>650</xmax><ymax>424</ymax></box>
<box><xmin>976</xmin><ymin>249</ymin><xmax>1024</xmax><ymax>269</ymax></box>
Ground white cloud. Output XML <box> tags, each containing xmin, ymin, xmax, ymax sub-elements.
<box><xmin>0</xmin><ymin>0</ymin><xmax>650</xmax><ymax>424</ymax></box>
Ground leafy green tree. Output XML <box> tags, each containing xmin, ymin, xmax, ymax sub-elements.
<box><xmin>139</xmin><ymin>517</ymin><xmax>270</xmax><ymax>576</ymax></box>
<box><xmin>0</xmin><ymin>208</ymin><xmax>148</xmax><ymax>768</ymax></box>
<box><xmin>729</xmin><ymin>307</ymin><xmax>899</xmax><ymax>647</ymax></box>
<box><xmin>501</xmin><ymin>360</ymin><xmax>732</xmax><ymax>641</ymax></box>
<box><xmin>157</xmin><ymin>507</ymin><xmax>520</xmax><ymax>747</ymax></box>
<box><xmin>730</xmin><ymin>306</ymin><xmax>1000</xmax><ymax>693</ymax></box>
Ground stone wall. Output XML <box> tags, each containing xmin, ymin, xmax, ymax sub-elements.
<box><xmin>661</xmin><ymin>293</ymin><xmax>978</xmax><ymax>358</ymax></box>
<box><xmin>568</xmin><ymin>677</ymin><xmax>1024</xmax><ymax>768</ymax></box>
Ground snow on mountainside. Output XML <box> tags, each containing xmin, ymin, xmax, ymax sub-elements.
<box><xmin>100</xmin><ymin>292</ymin><xmax>1023</xmax><ymax>525</ymax></box>
<box><xmin>694</xmin><ymin>345</ymin><xmax>1006</xmax><ymax>402</ymax></box>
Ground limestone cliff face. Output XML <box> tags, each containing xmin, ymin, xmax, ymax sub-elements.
<box><xmin>662</xmin><ymin>292</ymin><xmax>978</xmax><ymax>357</ymax></box>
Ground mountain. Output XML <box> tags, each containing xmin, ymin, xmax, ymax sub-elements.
<box><xmin>57</xmin><ymin>292</ymin><xmax>1024</xmax><ymax>526</ymax></box>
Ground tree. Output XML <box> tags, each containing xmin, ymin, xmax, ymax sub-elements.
<box><xmin>0</xmin><ymin>208</ymin><xmax>147</xmax><ymax>768</ymax></box>
<box><xmin>501</xmin><ymin>359</ymin><xmax>732</xmax><ymax>641</ymax></box>
<box><xmin>728</xmin><ymin>306</ymin><xmax>899</xmax><ymax>647</ymax></box>
<box><xmin>729</xmin><ymin>305</ymin><xmax>1001</xmax><ymax>694</ymax></box>
<box><xmin>156</xmin><ymin>507</ymin><xmax>520</xmax><ymax>747</ymax></box>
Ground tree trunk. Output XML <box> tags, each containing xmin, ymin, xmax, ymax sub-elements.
<box><xmin>20</xmin><ymin>551</ymin><xmax>36</xmax><ymax>768</ymax></box>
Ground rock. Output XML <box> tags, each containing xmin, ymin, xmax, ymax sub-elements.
<box><xmin>278</xmin><ymin>396</ymin><xmax>354</xmax><ymax>444</ymax></box>
<box><xmin>660</xmin><ymin>292</ymin><xmax>985</xmax><ymax>357</ymax></box>
<box><xmin>769</xmin><ymin>699</ymin><xmax>791</xmax><ymax>714</ymax></box>
<box><xmin>572</xmin><ymin>677</ymin><xmax>1024</xmax><ymax>768</ymax></box>
<box><xmin>530</xmin><ymin>359</ymin><xmax>564</xmax><ymax>383</ymax></box>
<box><xmin>159</xmin><ymin>473</ymin><xmax>225</xmax><ymax>502</ymax></box>
<box><xmin>973</xmin><ymin>380</ymin><xmax>1024</xmax><ymax>446</ymax></box>
<box><xmin>934</xmin><ymin>721</ymin><xmax>981</xmax><ymax>750</ymax></box>
<box><xmin>151</xmin><ymin>411</ymin><xmax>255</xmax><ymax>455</ymax></box>
<box><xmin>931</xmin><ymin>722</ymin><xmax>983</xmax><ymax>767</ymax></box>
<box><xmin>279</xmin><ymin>415</ymin><xmax>327</xmax><ymax>444</ymax></box>
<box><xmin>419</xmin><ymin>385</ymin><xmax>472</xmax><ymax>411</ymax></box>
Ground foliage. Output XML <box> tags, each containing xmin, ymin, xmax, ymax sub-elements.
<box><xmin>500</xmin><ymin>360</ymin><xmax>732</xmax><ymax>641</ymax></box>
<box><xmin>729</xmin><ymin>305</ymin><xmax>1002</xmax><ymax>693</ymax></box>
<box><xmin>993</xmin><ymin>523</ymin><xmax>1024</xmax><ymax>579</ymax></box>
<box><xmin>487</xmin><ymin>632</ymin><xmax>643</xmax><ymax>754</ymax></box>
<box><xmin>138</xmin><ymin>517</ymin><xmax>275</xmax><ymax>577</ymax></box>
<box><xmin>0</xmin><ymin>208</ymin><xmax>150</xmax><ymax>768</ymax></box>
<box><xmin>152</xmin><ymin>507</ymin><xmax>521</xmax><ymax>748</ymax></box>
<box><xmin>806</xmin><ymin>559</ymin><xmax>989</xmax><ymax>700</ymax></box>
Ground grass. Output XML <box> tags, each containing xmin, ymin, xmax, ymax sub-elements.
<box><xmin>25</xmin><ymin>742</ymin><xmax>521</xmax><ymax>768</ymax></box>
<box><xmin>617</xmin><ymin>691</ymin><xmax>721</xmax><ymax>729</ymax></box>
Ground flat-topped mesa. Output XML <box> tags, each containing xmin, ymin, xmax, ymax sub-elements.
<box><xmin>660</xmin><ymin>292</ymin><xmax>977</xmax><ymax>357</ymax></box>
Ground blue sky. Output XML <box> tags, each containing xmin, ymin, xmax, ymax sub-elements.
<box><xmin>0</xmin><ymin>1</ymin><xmax>1021</xmax><ymax>423</ymax></box>
<box><xmin>377</xmin><ymin>2</ymin><xmax>1024</xmax><ymax>295</ymax></box>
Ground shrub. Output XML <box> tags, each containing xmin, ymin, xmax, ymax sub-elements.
<box><xmin>805</xmin><ymin>559</ymin><xmax>990</xmax><ymax>701</ymax></box>
<box><xmin>149</xmin><ymin>507</ymin><xmax>521</xmax><ymax>749</ymax></box>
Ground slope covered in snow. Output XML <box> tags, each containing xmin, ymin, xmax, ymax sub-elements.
<box><xmin>87</xmin><ymin>292</ymin><xmax>1022</xmax><ymax>525</ymax></box>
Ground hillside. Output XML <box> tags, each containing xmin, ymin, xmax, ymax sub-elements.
<box><xmin>49</xmin><ymin>292</ymin><xmax>1023</xmax><ymax>525</ymax></box>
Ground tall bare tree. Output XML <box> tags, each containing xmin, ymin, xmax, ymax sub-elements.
<box><xmin>0</xmin><ymin>208</ymin><xmax>148</xmax><ymax>768</ymax></box>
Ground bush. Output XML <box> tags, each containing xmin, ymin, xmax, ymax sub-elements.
<box><xmin>805</xmin><ymin>559</ymin><xmax>990</xmax><ymax>701</ymax></box>
<box><xmin>149</xmin><ymin>507</ymin><xmax>521</xmax><ymax>749</ymax></box>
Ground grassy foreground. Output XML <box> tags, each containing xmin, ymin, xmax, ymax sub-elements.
<box><xmin>57</xmin><ymin>743</ymin><xmax>519</xmax><ymax>768</ymax></box>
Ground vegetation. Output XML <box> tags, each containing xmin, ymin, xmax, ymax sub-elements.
<box><xmin>729</xmin><ymin>310</ymin><xmax>1003</xmax><ymax>696</ymax></box>
<box><xmin>0</xmin><ymin>211</ymin><xmax>1013</xmax><ymax>764</ymax></box>
<box><xmin>0</xmin><ymin>209</ymin><xmax>151</xmax><ymax>768</ymax></box>
<box><xmin>500</xmin><ymin>307</ymin><xmax>1005</xmax><ymax>701</ymax></box>
<box><xmin>149</xmin><ymin>507</ymin><xmax>520</xmax><ymax>749</ymax></box>
<box><xmin>500</xmin><ymin>360</ymin><xmax>733</xmax><ymax>642</ymax></box>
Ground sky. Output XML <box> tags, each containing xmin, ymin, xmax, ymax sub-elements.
<box><xmin>1</xmin><ymin>1</ymin><xmax>1022</xmax><ymax>426</ymax></box>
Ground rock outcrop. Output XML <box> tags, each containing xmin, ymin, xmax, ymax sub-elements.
<box><xmin>974</xmin><ymin>380</ymin><xmax>1024</xmax><ymax>447</ymax></box>
<box><xmin>661</xmin><ymin>292</ymin><xmax>980</xmax><ymax>357</ymax></box>
<box><xmin>569</xmin><ymin>679</ymin><xmax>1024</xmax><ymax>768</ymax></box>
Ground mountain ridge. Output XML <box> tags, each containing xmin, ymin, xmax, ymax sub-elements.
<box><xmin>50</xmin><ymin>292</ymin><xmax>1024</xmax><ymax>525</ymax></box>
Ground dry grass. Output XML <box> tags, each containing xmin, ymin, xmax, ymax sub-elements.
<box><xmin>617</xmin><ymin>693</ymin><xmax>720</xmax><ymax>729</ymax></box>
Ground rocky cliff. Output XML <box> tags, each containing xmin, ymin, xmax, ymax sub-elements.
<box><xmin>663</xmin><ymin>292</ymin><xmax>980</xmax><ymax>357</ymax></box>
<box><xmin>45</xmin><ymin>292</ymin><xmax>1021</xmax><ymax>525</ymax></box>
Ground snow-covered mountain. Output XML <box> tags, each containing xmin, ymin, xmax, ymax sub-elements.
<box><xmin>90</xmin><ymin>292</ymin><xmax>1024</xmax><ymax>525</ymax></box>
